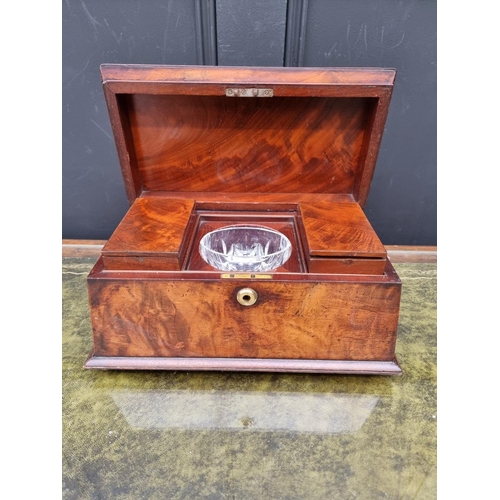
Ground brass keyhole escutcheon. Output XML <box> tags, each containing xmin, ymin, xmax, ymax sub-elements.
<box><xmin>236</xmin><ymin>288</ymin><xmax>258</xmax><ymax>306</ymax></box>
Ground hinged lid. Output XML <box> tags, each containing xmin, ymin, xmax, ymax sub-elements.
<box><xmin>101</xmin><ymin>64</ymin><xmax>395</xmax><ymax>207</ymax></box>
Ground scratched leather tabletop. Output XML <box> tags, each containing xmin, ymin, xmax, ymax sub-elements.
<box><xmin>63</xmin><ymin>257</ymin><xmax>436</xmax><ymax>500</ymax></box>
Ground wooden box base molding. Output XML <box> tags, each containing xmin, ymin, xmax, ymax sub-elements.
<box><xmin>84</xmin><ymin>356</ymin><xmax>402</xmax><ymax>375</ymax></box>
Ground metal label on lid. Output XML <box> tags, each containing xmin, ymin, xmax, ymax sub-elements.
<box><xmin>225</xmin><ymin>88</ymin><xmax>273</xmax><ymax>97</ymax></box>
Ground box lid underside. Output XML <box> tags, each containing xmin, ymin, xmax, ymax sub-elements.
<box><xmin>102</xmin><ymin>65</ymin><xmax>395</xmax><ymax>207</ymax></box>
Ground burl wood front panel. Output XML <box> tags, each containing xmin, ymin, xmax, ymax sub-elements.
<box><xmin>88</xmin><ymin>277</ymin><xmax>400</xmax><ymax>361</ymax></box>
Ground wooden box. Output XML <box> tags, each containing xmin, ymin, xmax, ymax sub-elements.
<box><xmin>85</xmin><ymin>64</ymin><xmax>402</xmax><ymax>375</ymax></box>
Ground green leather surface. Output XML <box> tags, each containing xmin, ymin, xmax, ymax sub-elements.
<box><xmin>63</xmin><ymin>258</ymin><xmax>436</xmax><ymax>500</ymax></box>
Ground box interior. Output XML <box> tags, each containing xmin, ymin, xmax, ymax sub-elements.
<box><xmin>102</xmin><ymin>196</ymin><xmax>386</xmax><ymax>275</ymax></box>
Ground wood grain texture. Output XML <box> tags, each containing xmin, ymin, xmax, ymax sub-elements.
<box><xmin>299</xmin><ymin>200</ymin><xmax>386</xmax><ymax>275</ymax></box>
<box><xmin>299</xmin><ymin>202</ymin><xmax>386</xmax><ymax>257</ymax></box>
<box><xmin>100</xmin><ymin>64</ymin><xmax>396</xmax><ymax>89</ymax></box>
<box><xmin>353</xmin><ymin>94</ymin><xmax>393</xmax><ymax>203</ymax></box>
<box><xmin>100</xmin><ymin>65</ymin><xmax>395</xmax><ymax>205</ymax></box>
<box><xmin>87</xmin><ymin>269</ymin><xmax>401</xmax><ymax>361</ymax></box>
<box><xmin>103</xmin><ymin>87</ymin><xmax>142</xmax><ymax>202</ymax></box>
<box><xmin>141</xmin><ymin>191</ymin><xmax>355</xmax><ymax>203</ymax></box>
<box><xmin>100</xmin><ymin>195</ymin><xmax>388</xmax><ymax>275</ymax></box>
<box><xmin>126</xmin><ymin>94</ymin><xmax>372</xmax><ymax>195</ymax></box>
<box><xmin>308</xmin><ymin>257</ymin><xmax>386</xmax><ymax>275</ymax></box>
<box><xmin>102</xmin><ymin>197</ymin><xmax>194</xmax><ymax>270</ymax></box>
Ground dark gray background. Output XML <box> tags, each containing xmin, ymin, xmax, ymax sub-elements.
<box><xmin>62</xmin><ymin>0</ymin><xmax>436</xmax><ymax>245</ymax></box>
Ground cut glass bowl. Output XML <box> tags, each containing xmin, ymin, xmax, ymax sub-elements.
<box><xmin>199</xmin><ymin>225</ymin><xmax>292</xmax><ymax>272</ymax></box>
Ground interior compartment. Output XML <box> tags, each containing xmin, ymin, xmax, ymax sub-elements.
<box><xmin>183</xmin><ymin>205</ymin><xmax>306</xmax><ymax>273</ymax></box>
<box><xmin>102</xmin><ymin>196</ymin><xmax>386</xmax><ymax>275</ymax></box>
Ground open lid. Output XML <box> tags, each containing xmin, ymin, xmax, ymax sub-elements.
<box><xmin>101</xmin><ymin>64</ymin><xmax>395</xmax><ymax>207</ymax></box>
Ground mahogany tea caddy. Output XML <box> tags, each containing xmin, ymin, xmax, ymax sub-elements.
<box><xmin>85</xmin><ymin>64</ymin><xmax>402</xmax><ymax>375</ymax></box>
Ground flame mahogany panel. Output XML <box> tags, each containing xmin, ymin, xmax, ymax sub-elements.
<box><xmin>124</xmin><ymin>94</ymin><xmax>373</xmax><ymax>194</ymax></box>
<box><xmin>100</xmin><ymin>196</ymin><xmax>386</xmax><ymax>274</ymax></box>
<box><xmin>299</xmin><ymin>202</ymin><xmax>386</xmax><ymax>258</ymax></box>
<box><xmin>101</xmin><ymin>65</ymin><xmax>395</xmax><ymax>206</ymax></box>
<box><xmin>102</xmin><ymin>197</ymin><xmax>194</xmax><ymax>270</ymax></box>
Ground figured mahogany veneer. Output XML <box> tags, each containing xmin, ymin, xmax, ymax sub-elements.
<box><xmin>86</xmin><ymin>64</ymin><xmax>402</xmax><ymax>375</ymax></box>
<box><xmin>101</xmin><ymin>197</ymin><xmax>194</xmax><ymax>271</ymax></box>
<box><xmin>299</xmin><ymin>201</ymin><xmax>386</xmax><ymax>274</ymax></box>
<box><xmin>125</xmin><ymin>94</ymin><xmax>372</xmax><ymax>195</ymax></box>
<box><xmin>101</xmin><ymin>64</ymin><xmax>394</xmax><ymax>206</ymax></box>
<box><xmin>101</xmin><ymin>195</ymin><xmax>386</xmax><ymax>275</ymax></box>
<box><xmin>87</xmin><ymin>258</ymin><xmax>401</xmax><ymax>362</ymax></box>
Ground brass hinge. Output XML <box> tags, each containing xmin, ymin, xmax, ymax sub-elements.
<box><xmin>225</xmin><ymin>88</ymin><xmax>273</xmax><ymax>97</ymax></box>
